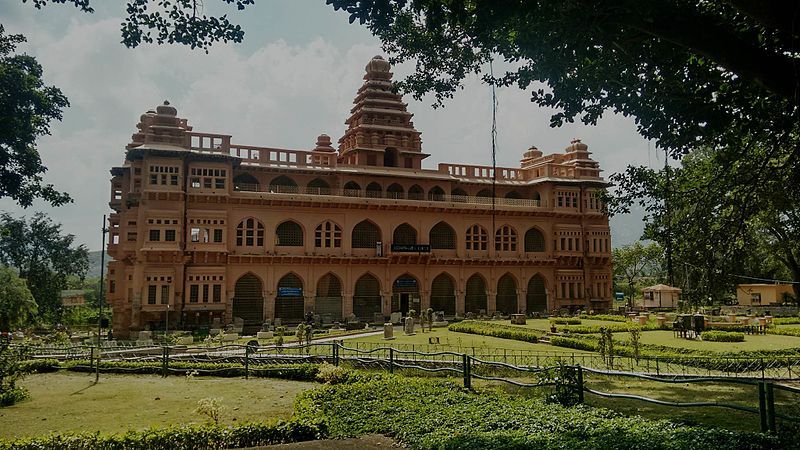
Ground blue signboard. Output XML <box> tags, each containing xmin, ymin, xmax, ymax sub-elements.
<box><xmin>395</xmin><ymin>278</ymin><xmax>417</xmax><ymax>288</ymax></box>
<box><xmin>391</xmin><ymin>244</ymin><xmax>431</xmax><ymax>253</ymax></box>
<box><xmin>278</xmin><ymin>287</ymin><xmax>303</xmax><ymax>297</ymax></box>
<box><xmin>614</xmin><ymin>292</ymin><xmax>625</xmax><ymax>300</ymax></box>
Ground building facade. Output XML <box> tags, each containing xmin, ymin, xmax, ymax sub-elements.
<box><xmin>106</xmin><ymin>56</ymin><xmax>613</xmax><ymax>337</ymax></box>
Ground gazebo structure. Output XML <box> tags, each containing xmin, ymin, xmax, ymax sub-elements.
<box><xmin>641</xmin><ymin>284</ymin><xmax>681</xmax><ymax>309</ymax></box>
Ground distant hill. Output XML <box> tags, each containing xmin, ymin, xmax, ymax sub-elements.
<box><xmin>87</xmin><ymin>250</ymin><xmax>113</xmax><ymax>279</ymax></box>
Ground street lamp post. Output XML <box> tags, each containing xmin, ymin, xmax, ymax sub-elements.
<box><xmin>96</xmin><ymin>215</ymin><xmax>108</xmax><ymax>384</ymax></box>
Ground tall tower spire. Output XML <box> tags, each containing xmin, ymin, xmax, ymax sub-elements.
<box><xmin>338</xmin><ymin>56</ymin><xmax>427</xmax><ymax>168</ymax></box>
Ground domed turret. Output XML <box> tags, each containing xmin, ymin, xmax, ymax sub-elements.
<box><xmin>314</xmin><ymin>134</ymin><xmax>335</xmax><ymax>152</ymax></box>
<box><xmin>524</xmin><ymin>145</ymin><xmax>543</xmax><ymax>159</ymax></box>
<box><xmin>566</xmin><ymin>138</ymin><xmax>588</xmax><ymax>152</ymax></box>
<box><xmin>365</xmin><ymin>55</ymin><xmax>390</xmax><ymax>73</ymax></box>
<box><xmin>156</xmin><ymin>100</ymin><xmax>177</xmax><ymax>117</ymax></box>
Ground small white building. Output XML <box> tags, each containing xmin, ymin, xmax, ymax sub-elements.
<box><xmin>641</xmin><ymin>284</ymin><xmax>681</xmax><ymax>309</ymax></box>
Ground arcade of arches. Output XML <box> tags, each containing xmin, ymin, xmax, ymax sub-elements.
<box><xmin>227</xmin><ymin>270</ymin><xmax>553</xmax><ymax>326</ymax></box>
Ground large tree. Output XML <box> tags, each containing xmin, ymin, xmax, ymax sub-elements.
<box><xmin>0</xmin><ymin>212</ymin><xmax>89</xmax><ymax>321</ymax></box>
<box><xmin>0</xmin><ymin>266</ymin><xmax>38</xmax><ymax>331</ymax></box>
<box><xmin>612</xmin><ymin>242</ymin><xmax>663</xmax><ymax>307</ymax></box>
<box><xmin>0</xmin><ymin>25</ymin><xmax>71</xmax><ymax>207</ymax></box>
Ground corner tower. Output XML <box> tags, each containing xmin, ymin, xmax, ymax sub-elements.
<box><xmin>337</xmin><ymin>56</ymin><xmax>428</xmax><ymax>169</ymax></box>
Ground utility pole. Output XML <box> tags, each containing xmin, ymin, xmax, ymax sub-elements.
<box><xmin>664</xmin><ymin>148</ymin><xmax>675</xmax><ymax>287</ymax></box>
<box><xmin>96</xmin><ymin>215</ymin><xmax>108</xmax><ymax>384</ymax></box>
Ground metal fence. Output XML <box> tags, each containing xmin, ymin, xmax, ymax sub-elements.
<box><xmin>22</xmin><ymin>341</ymin><xmax>800</xmax><ymax>433</ymax></box>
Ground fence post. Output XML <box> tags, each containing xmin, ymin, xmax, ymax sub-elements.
<box><xmin>332</xmin><ymin>342</ymin><xmax>339</xmax><ymax>366</ymax></box>
<box><xmin>655</xmin><ymin>357</ymin><xmax>660</xmax><ymax>376</ymax></box>
<box><xmin>245</xmin><ymin>344</ymin><xmax>250</xmax><ymax>380</ymax></box>
<box><xmin>162</xmin><ymin>345</ymin><xmax>169</xmax><ymax>378</ymax></box>
<box><xmin>761</xmin><ymin>358</ymin><xmax>765</xmax><ymax>380</ymax></box>
<box><xmin>463</xmin><ymin>354</ymin><xmax>471</xmax><ymax>389</ymax></box>
<box><xmin>576</xmin><ymin>365</ymin><xmax>584</xmax><ymax>404</ymax></box>
<box><xmin>766</xmin><ymin>383</ymin><xmax>776</xmax><ymax>433</ymax></box>
<box><xmin>89</xmin><ymin>345</ymin><xmax>95</xmax><ymax>370</ymax></box>
<box><xmin>758</xmin><ymin>382</ymin><xmax>768</xmax><ymax>433</ymax></box>
<box><xmin>389</xmin><ymin>348</ymin><xmax>394</xmax><ymax>374</ymax></box>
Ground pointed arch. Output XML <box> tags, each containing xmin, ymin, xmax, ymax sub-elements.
<box><xmin>276</xmin><ymin>220</ymin><xmax>304</xmax><ymax>247</ymax></box>
<box><xmin>275</xmin><ymin>272</ymin><xmax>304</xmax><ymax>322</ymax></box>
<box><xmin>315</xmin><ymin>220</ymin><xmax>342</xmax><ymax>248</ymax></box>
<box><xmin>393</xmin><ymin>223</ymin><xmax>417</xmax><ymax>246</ymax></box>
<box><xmin>430</xmin><ymin>273</ymin><xmax>456</xmax><ymax>316</ymax></box>
<box><xmin>386</xmin><ymin>183</ymin><xmax>405</xmax><ymax>199</ymax></box>
<box><xmin>430</xmin><ymin>221</ymin><xmax>456</xmax><ymax>249</ymax></box>
<box><xmin>495</xmin><ymin>224</ymin><xmax>518</xmax><ymax>252</ymax></box>
<box><xmin>316</xmin><ymin>272</ymin><xmax>343</xmax><ymax>320</ymax></box>
<box><xmin>527</xmin><ymin>274</ymin><xmax>548</xmax><ymax>313</ymax></box>
<box><xmin>343</xmin><ymin>181</ymin><xmax>361</xmax><ymax>197</ymax></box>
<box><xmin>233</xmin><ymin>273</ymin><xmax>264</xmax><ymax>326</ymax></box>
<box><xmin>233</xmin><ymin>173</ymin><xmax>259</xmax><ymax>191</ymax></box>
<box><xmin>428</xmin><ymin>185</ymin><xmax>445</xmax><ymax>201</ymax></box>
<box><xmin>465</xmin><ymin>274</ymin><xmax>487</xmax><ymax>314</ymax></box>
<box><xmin>465</xmin><ymin>224</ymin><xmax>488</xmax><ymax>251</ymax></box>
<box><xmin>505</xmin><ymin>191</ymin><xmax>522</xmax><ymax>199</ymax></box>
<box><xmin>476</xmin><ymin>189</ymin><xmax>493</xmax><ymax>198</ymax></box>
<box><xmin>352</xmin><ymin>220</ymin><xmax>381</xmax><ymax>248</ymax></box>
<box><xmin>525</xmin><ymin>227</ymin><xmax>546</xmax><ymax>252</ymax></box>
<box><xmin>365</xmin><ymin>182</ymin><xmax>382</xmax><ymax>198</ymax></box>
<box><xmin>353</xmin><ymin>273</ymin><xmax>382</xmax><ymax>321</ymax></box>
<box><xmin>496</xmin><ymin>273</ymin><xmax>518</xmax><ymax>314</ymax></box>
<box><xmin>408</xmin><ymin>184</ymin><xmax>424</xmax><ymax>200</ymax></box>
<box><xmin>269</xmin><ymin>175</ymin><xmax>298</xmax><ymax>193</ymax></box>
<box><xmin>307</xmin><ymin>178</ymin><xmax>331</xmax><ymax>195</ymax></box>
<box><xmin>451</xmin><ymin>188</ymin><xmax>468</xmax><ymax>202</ymax></box>
<box><xmin>236</xmin><ymin>218</ymin><xmax>265</xmax><ymax>247</ymax></box>
<box><xmin>384</xmin><ymin>147</ymin><xmax>399</xmax><ymax>167</ymax></box>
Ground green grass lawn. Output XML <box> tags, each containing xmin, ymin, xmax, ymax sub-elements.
<box><xmin>513</xmin><ymin>318</ymin><xmax>627</xmax><ymax>331</ymax></box>
<box><xmin>614</xmin><ymin>330</ymin><xmax>800</xmax><ymax>352</ymax></box>
<box><xmin>0</xmin><ymin>372</ymin><xmax>314</xmax><ymax>439</ymax></box>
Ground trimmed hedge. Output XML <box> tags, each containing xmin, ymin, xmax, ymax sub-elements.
<box><xmin>549</xmin><ymin>318</ymin><xmax>582</xmax><ymax>325</ymax></box>
<box><xmin>766</xmin><ymin>327</ymin><xmax>800</xmax><ymax>338</ymax></box>
<box><xmin>773</xmin><ymin>317</ymin><xmax>800</xmax><ymax>325</ymax></box>
<box><xmin>0</xmin><ymin>419</ymin><xmax>326</xmax><ymax>450</ymax></box>
<box><xmin>448</xmin><ymin>321</ymin><xmax>543</xmax><ymax>342</ymax></box>
<box><xmin>578</xmin><ymin>314</ymin><xmax>628</xmax><ymax>323</ymax></box>
<box><xmin>294</xmin><ymin>375</ymin><xmax>780</xmax><ymax>449</ymax></box>
<box><xmin>556</xmin><ymin>323</ymin><xmax>645</xmax><ymax>334</ymax></box>
<box><xmin>702</xmin><ymin>331</ymin><xmax>745</xmax><ymax>342</ymax></box>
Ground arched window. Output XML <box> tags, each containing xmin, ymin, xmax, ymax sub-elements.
<box><xmin>430</xmin><ymin>273</ymin><xmax>455</xmax><ymax>315</ymax></box>
<box><xmin>430</xmin><ymin>222</ymin><xmax>456</xmax><ymax>250</ymax></box>
<box><xmin>451</xmin><ymin>188</ymin><xmax>468</xmax><ymax>202</ymax></box>
<box><xmin>386</xmin><ymin>183</ymin><xmax>404</xmax><ymax>199</ymax></box>
<box><xmin>307</xmin><ymin>178</ymin><xmax>330</xmax><ymax>195</ymax></box>
<box><xmin>315</xmin><ymin>221</ymin><xmax>342</xmax><ymax>248</ymax></box>
<box><xmin>275</xmin><ymin>273</ymin><xmax>304</xmax><ymax>322</ymax></box>
<box><xmin>495</xmin><ymin>225</ymin><xmax>517</xmax><ymax>252</ymax></box>
<box><xmin>505</xmin><ymin>191</ymin><xmax>522</xmax><ymax>199</ymax></box>
<box><xmin>233</xmin><ymin>273</ymin><xmax>263</xmax><ymax>325</ymax></box>
<box><xmin>233</xmin><ymin>173</ymin><xmax>259</xmax><ymax>192</ymax></box>
<box><xmin>527</xmin><ymin>275</ymin><xmax>547</xmax><ymax>313</ymax></box>
<box><xmin>365</xmin><ymin>182</ymin><xmax>382</xmax><ymax>198</ymax></box>
<box><xmin>531</xmin><ymin>191</ymin><xmax>541</xmax><ymax>202</ymax></box>
<box><xmin>393</xmin><ymin>223</ymin><xmax>417</xmax><ymax>246</ymax></box>
<box><xmin>408</xmin><ymin>184</ymin><xmax>424</xmax><ymax>200</ymax></box>
<box><xmin>276</xmin><ymin>221</ymin><xmax>303</xmax><ymax>247</ymax></box>
<box><xmin>352</xmin><ymin>220</ymin><xmax>381</xmax><ymax>248</ymax></box>
<box><xmin>353</xmin><ymin>273</ymin><xmax>381</xmax><ymax>321</ymax></box>
<box><xmin>465</xmin><ymin>274</ymin><xmax>487</xmax><ymax>314</ymax></box>
<box><xmin>476</xmin><ymin>189</ymin><xmax>493</xmax><ymax>198</ymax></box>
<box><xmin>343</xmin><ymin>181</ymin><xmax>361</xmax><ymax>197</ymax></box>
<box><xmin>428</xmin><ymin>186</ymin><xmax>445</xmax><ymax>201</ymax></box>
<box><xmin>384</xmin><ymin>148</ymin><xmax>398</xmax><ymax>167</ymax></box>
<box><xmin>316</xmin><ymin>273</ymin><xmax>342</xmax><ymax>320</ymax></box>
<box><xmin>236</xmin><ymin>218</ymin><xmax>264</xmax><ymax>247</ymax></box>
<box><xmin>525</xmin><ymin>228</ymin><xmax>546</xmax><ymax>252</ymax></box>
<box><xmin>465</xmin><ymin>224</ymin><xmax>487</xmax><ymax>251</ymax></box>
<box><xmin>269</xmin><ymin>175</ymin><xmax>298</xmax><ymax>193</ymax></box>
<box><xmin>496</xmin><ymin>274</ymin><xmax>518</xmax><ymax>314</ymax></box>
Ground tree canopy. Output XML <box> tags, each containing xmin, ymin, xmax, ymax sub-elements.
<box><xmin>0</xmin><ymin>212</ymin><xmax>89</xmax><ymax>321</ymax></box>
<box><xmin>0</xmin><ymin>266</ymin><xmax>37</xmax><ymax>331</ymax></box>
<box><xmin>0</xmin><ymin>25</ymin><xmax>71</xmax><ymax>207</ymax></box>
<box><xmin>612</xmin><ymin>242</ymin><xmax>664</xmax><ymax>306</ymax></box>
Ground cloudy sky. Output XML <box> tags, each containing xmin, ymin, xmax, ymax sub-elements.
<box><xmin>1</xmin><ymin>1</ymin><xmax>657</xmax><ymax>250</ymax></box>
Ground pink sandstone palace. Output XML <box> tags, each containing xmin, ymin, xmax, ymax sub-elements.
<box><xmin>106</xmin><ymin>56</ymin><xmax>613</xmax><ymax>337</ymax></box>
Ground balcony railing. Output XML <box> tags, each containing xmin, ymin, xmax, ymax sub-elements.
<box><xmin>233</xmin><ymin>183</ymin><xmax>544</xmax><ymax>208</ymax></box>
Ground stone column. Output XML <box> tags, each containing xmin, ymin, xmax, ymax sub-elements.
<box><xmin>420</xmin><ymin>290</ymin><xmax>431</xmax><ymax>311</ymax></box>
<box><xmin>304</xmin><ymin>293</ymin><xmax>315</xmax><ymax>314</ymax></box>
<box><xmin>487</xmin><ymin>291</ymin><xmax>497</xmax><ymax>315</ymax></box>
<box><xmin>519</xmin><ymin>287</ymin><xmax>528</xmax><ymax>315</ymax></box>
<box><xmin>381</xmin><ymin>291</ymin><xmax>392</xmax><ymax>317</ymax></box>
<box><xmin>264</xmin><ymin>289</ymin><xmax>275</xmax><ymax>321</ymax></box>
<box><xmin>342</xmin><ymin>293</ymin><xmax>354</xmax><ymax>318</ymax></box>
<box><xmin>455</xmin><ymin>289</ymin><xmax>465</xmax><ymax>317</ymax></box>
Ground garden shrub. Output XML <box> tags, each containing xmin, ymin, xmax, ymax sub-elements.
<box><xmin>701</xmin><ymin>331</ymin><xmax>745</xmax><ymax>342</ymax></box>
<box><xmin>294</xmin><ymin>375</ymin><xmax>779</xmax><ymax>449</ymax></box>
<box><xmin>54</xmin><ymin>360</ymin><xmax>320</xmax><ymax>380</ymax></box>
<box><xmin>549</xmin><ymin>318</ymin><xmax>582</xmax><ymax>325</ymax></box>
<box><xmin>578</xmin><ymin>314</ymin><xmax>628</xmax><ymax>323</ymax></box>
<box><xmin>448</xmin><ymin>321</ymin><xmax>542</xmax><ymax>342</ymax></box>
<box><xmin>0</xmin><ymin>419</ymin><xmax>327</xmax><ymax>450</ymax></box>
<box><xmin>0</xmin><ymin>341</ymin><xmax>30</xmax><ymax>407</ymax></box>
<box><xmin>19</xmin><ymin>359</ymin><xmax>59</xmax><ymax>374</ymax></box>
<box><xmin>772</xmin><ymin>317</ymin><xmax>800</xmax><ymax>325</ymax></box>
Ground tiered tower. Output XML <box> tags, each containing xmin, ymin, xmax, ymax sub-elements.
<box><xmin>337</xmin><ymin>56</ymin><xmax>427</xmax><ymax>169</ymax></box>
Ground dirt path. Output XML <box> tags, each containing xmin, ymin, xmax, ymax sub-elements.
<box><xmin>242</xmin><ymin>434</ymin><xmax>401</xmax><ymax>449</ymax></box>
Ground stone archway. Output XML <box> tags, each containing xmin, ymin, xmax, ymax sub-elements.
<box><xmin>465</xmin><ymin>274</ymin><xmax>487</xmax><ymax>314</ymax></box>
<box><xmin>275</xmin><ymin>273</ymin><xmax>304</xmax><ymax>323</ymax></box>
<box><xmin>430</xmin><ymin>273</ymin><xmax>456</xmax><ymax>316</ymax></box>
<box><xmin>496</xmin><ymin>274</ymin><xmax>518</xmax><ymax>314</ymax></box>
<box><xmin>233</xmin><ymin>274</ymin><xmax>264</xmax><ymax>328</ymax></box>
<box><xmin>527</xmin><ymin>275</ymin><xmax>548</xmax><ymax>313</ymax></box>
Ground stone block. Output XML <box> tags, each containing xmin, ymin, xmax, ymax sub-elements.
<box><xmin>383</xmin><ymin>323</ymin><xmax>394</xmax><ymax>340</ymax></box>
<box><xmin>257</xmin><ymin>331</ymin><xmax>274</xmax><ymax>339</ymax></box>
<box><xmin>390</xmin><ymin>312</ymin><xmax>402</xmax><ymax>324</ymax></box>
<box><xmin>175</xmin><ymin>336</ymin><xmax>194</xmax><ymax>345</ymax></box>
<box><xmin>209</xmin><ymin>328</ymin><xmax>222</xmax><ymax>336</ymax></box>
<box><xmin>222</xmin><ymin>333</ymin><xmax>239</xmax><ymax>342</ymax></box>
